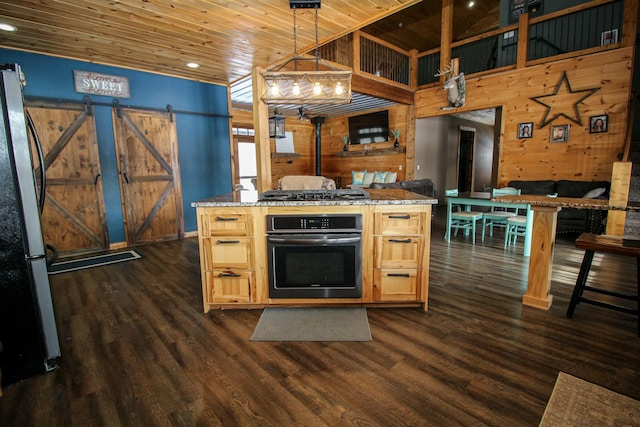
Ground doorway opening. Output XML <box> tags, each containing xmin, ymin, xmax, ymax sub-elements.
<box><xmin>232</xmin><ymin>126</ymin><xmax>257</xmax><ymax>191</ymax></box>
<box><xmin>458</xmin><ymin>127</ymin><xmax>475</xmax><ymax>192</ymax></box>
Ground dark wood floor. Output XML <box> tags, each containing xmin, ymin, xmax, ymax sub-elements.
<box><xmin>2</xmin><ymin>209</ymin><xmax>639</xmax><ymax>426</ymax></box>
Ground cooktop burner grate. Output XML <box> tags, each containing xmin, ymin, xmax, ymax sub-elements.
<box><xmin>259</xmin><ymin>189</ymin><xmax>370</xmax><ymax>201</ymax></box>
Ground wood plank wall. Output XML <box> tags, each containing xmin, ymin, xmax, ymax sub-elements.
<box><xmin>320</xmin><ymin>104</ymin><xmax>410</xmax><ymax>187</ymax></box>
<box><xmin>233</xmin><ymin>104</ymin><xmax>411</xmax><ymax>189</ymax></box>
<box><xmin>235</xmin><ymin>48</ymin><xmax>632</xmax><ymax>191</ymax></box>
<box><xmin>415</xmin><ymin>47</ymin><xmax>634</xmax><ymax>186</ymax></box>
<box><xmin>269</xmin><ymin>118</ymin><xmax>316</xmax><ymax>187</ymax></box>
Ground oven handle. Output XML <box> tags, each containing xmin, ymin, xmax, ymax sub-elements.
<box><xmin>268</xmin><ymin>236</ymin><xmax>361</xmax><ymax>245</ymax></box>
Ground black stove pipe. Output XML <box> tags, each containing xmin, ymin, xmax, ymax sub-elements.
<box><xmin>311</xmin><ymin>116</ymin><xmax>325</xmax><ymax>176</ymax></box>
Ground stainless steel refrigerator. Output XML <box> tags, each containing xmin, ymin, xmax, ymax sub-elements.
<box><xmin>0</xmin><ymin>64</ymin><xmax>60</xmax><ymax>386</ymax></box>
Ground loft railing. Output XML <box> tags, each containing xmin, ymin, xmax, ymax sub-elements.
<box><xmin>317</xmin><ymin>33</ymin><xmax>353</xmax><ymax>68</ymax></box>
<box><xmin>316</xmin><ymin>32</ymin><xmax>411</xmax><ymax>86</ymax></box>
<box><xmin>359</xmin><ymin>35</ymin><xmax>411</xmax><ymax>85</ymax></box>
<box><xmin>527</xmin><ymin>0</ymin><xmax>623</xmax><ymax>61</ymax></box>
<box><xmin>313</xmin><ymin>0</ymin><xmax>624</xmax><ymax>90</ymax></box>
<box><xmin>418</xmin><ymin>0</ymin><xmax>623</xmax><ymax>87</ymax></box>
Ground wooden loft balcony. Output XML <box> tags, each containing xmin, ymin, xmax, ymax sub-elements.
<box><xmin>313</xmin><ymin>0</ymin><xmax>627</xmax><ymax>97</ymax></box>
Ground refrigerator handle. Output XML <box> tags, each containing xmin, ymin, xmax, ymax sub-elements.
<box><xmin>26</xmin><ymin>110</ymin><xmax>46</xmax><ymax>213</ymax></box>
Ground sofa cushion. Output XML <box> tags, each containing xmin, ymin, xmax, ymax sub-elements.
<box><xmin>373</xmin><ymin>171</ymin><xmax>388</xmax><ymax>183</ymax></box>
<box><xmin>363</xmin><ymin>171</ymin><xmax>375</xmax><ymax>186</ymax></box>
<box><xmin>385</xmin><ymin>171</ymin><xmax>398</xmax><ymax>183</ymax></box>
<box><xmin>352</xmin><ymin>170</ymin><xmax>367</xmax><ymax>185</ymax></box>
<box><xmin>583</xmin><ymin>187</ymin><xmax>606</xmax><ymax>199</ymax></box>
<box><xmin>370</xmin><ymin>179</ymin><xmax>435</xmax><ymax>198</ymax></box>
<box><xmin>403</xmin><ymin>179</ymin><xmax>436</xmax><ymax>197</ymax></box>
<box><xmin>508</xmin><ymin>180</ymin><xmax>555</xmax><ymax>195</ymax></box>
<box><xmin>555</xmin><ymin>180</ymin><xmax>610</xmax><ymax>198</ymax></box>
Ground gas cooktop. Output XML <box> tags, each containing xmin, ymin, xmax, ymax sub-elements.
<box><xmin>259</xmin><ymin>189</ymin><xmax>370</xmax><ymax>202</ymax></box>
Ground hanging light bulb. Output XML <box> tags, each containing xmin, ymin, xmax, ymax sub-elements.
<box><xmin>334</xmin><ymin>82</ymin><xmax>343</xmax><ymax>95</ymax></box>
<box><xmin>270</xmin><ymin>83</ymin><xmax>280</xmax><ymax>96</ymax></box>
<box><xmin>313</xmin><ymin>81</ymin><xmax>322</xmax><ymax>96</ymax></box>
<box><xmin>292</xmin><ymin>82</ymin><xmax>301</xmax><ymax>96</ymax></box>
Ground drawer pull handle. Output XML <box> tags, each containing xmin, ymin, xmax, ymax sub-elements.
<box><xmin>219</xmin><ymin>272</ymin><xmax>241</xmax><ymax>278</ymax></box>
<box><xmin>388</xmin><ymin>215</ymin><xmax>411</xmax><ymax>219</ymax></box>
<box><xmin>389</xmin><ymin>238</ymin><xmax>412</xmax><ymax>243</ymax></box>
<box><xmin>387</xmin><ymin>273</ymin><xmax>410</xmax><ymax>278</ymax></box>
<box><xmin>217</xmin><ymin>240</ymin><xmax>240</xmax><ymax>244</ymax></box>
<box><xmin>216</xmin><ymin>216</ymin><xmax>239</xmax><ymax>221</ymax></box>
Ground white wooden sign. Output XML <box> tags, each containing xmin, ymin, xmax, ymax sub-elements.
<box><xmin>275</xmin><ymin>132</ymin><xmax>295</xmax><ymax>153</ymax></box>
<box><xmin>73</xmin><ymin>70</ymin><xmax>130</xmax><ymax>98</ymax></box>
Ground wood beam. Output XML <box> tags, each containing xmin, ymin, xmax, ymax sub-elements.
<box><xmin>439</xmin><ymin>0</ymin><xmax>453</xmax><ymax>83</ymax></box>
<box><xmin>516</xmin><ymin>12</ymin><xmax>530</xmax><ymax>68</ymax></box>
<box><xmin>606</xmin><ymin>161</ymin><xmax>632</xmax><ymax>236</ymax></box>
<box><xmin>351</xmin><ymin>73</ymin><xmax>414</xmax><ymax>105</ymax></box>
<box><xmin>252</xmin><ymin>67</ymin><xmax>272</xmax><ymax>193</ymax></box>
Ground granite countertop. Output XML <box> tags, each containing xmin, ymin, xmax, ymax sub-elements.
<box><xmin>495</xmin><ymin>195</ymin><xmax>640</xmax><ymax>212</ymax></box>
<box><xmin>192</xmin><ymin>189</ymin><xmax>437</xmax><ymax>208</ymax></box>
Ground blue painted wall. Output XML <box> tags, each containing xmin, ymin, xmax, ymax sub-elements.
<box><xmin>1</xmin><ymin>49</ymin><xmax>231</xmax><ymax>243</ymax></box>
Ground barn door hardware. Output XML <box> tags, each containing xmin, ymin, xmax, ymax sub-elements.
<box><xmin>83</xmin><ymin>96</ymin><xmax>93</xmax><ymax>116</ymax></box>
<box><xmin>113</xmin><ymin>99</ymin><xmax>122</xmax><ymax>118</ymax></box>
<box><xmin>166</xmin><ymin>104</ymin><xmax>174</xmax><ymax>122</ymax></box>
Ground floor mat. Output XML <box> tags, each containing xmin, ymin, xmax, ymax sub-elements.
<box><xmin>48</xmin><ymin>250</ymin><xmax>142</xmax><ymax>274</ymax></box>
<box><xmin>250</xmin><ymin>307</ymin><xmax>372</xmax><ymax>342</ymax></box>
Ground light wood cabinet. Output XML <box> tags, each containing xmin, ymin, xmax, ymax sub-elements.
<box><xmin>373</xmin><ymin>207</ymin><xmax>428</xmax><ymax>303</ymax></box>
<box><xmin>195</xmin><ymin>198</ymin><xmax>432</xmax><ymax>311</ymax></box>
<box><xmin>197</xmin><ymin>210</ymin><xmax>256</xmax><ymax>309</ymax></box>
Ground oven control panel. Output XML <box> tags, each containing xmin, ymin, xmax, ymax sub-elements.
<box><xmin>267</xmin><ymin>214</ymin><xmax>362</xmax><ymax>233</ymax></box>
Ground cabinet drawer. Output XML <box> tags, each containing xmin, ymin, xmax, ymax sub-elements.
<box><xmin>205</xmin><ymin>270</ymin><xmax>253</xmax><ymax>303</ymax></box>
<box><xmin>374</xmin><ymin>269</ymin><xmax>418</xmax><ymax>301</ymax></box>
<box><xmin>200</xmin><ymin>213</ymin><xmax>252</xmax><ymax>236</ymax></box>
<box><xmin>374</xmin><ymin>236</ymin><xmax>423</xmax><ymax>268</ymax></box>
<box><xmin>375</xmin><ymin>212</ymin><xmax>424</xmax><ymax>235</ymax></box>
<box><xmin>202</xmin><ymin>237</ymin><xmax>253</xmax><ymax>269</ymax></box>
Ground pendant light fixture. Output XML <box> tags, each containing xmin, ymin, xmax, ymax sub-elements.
<box><xmin>260</xmin><ymin>0</ymin><xmax>352</xmax><ymax>105</ymax></box>
<box><xmin>269</xmin><ymin>109</ymin><xmax>286</xmax><ymax>139</ymax></box>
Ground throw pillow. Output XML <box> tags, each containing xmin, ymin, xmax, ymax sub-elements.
<box><xmin>362</xmin><ymin>172</ymin><xmax>375</xmax><ymax>186</ymax></box>
<box><xmin>373</xmin><ymin>171</ymin><xmax>388</xmax><ymax>183</ymax></box>
<box><xmin>583</xmin><ymin>187</ymin><xmax>606</xmax><ymax>199</ymax></box>
<box><xmin>385</xmin><ymin>172</ymin><xmax>398</xmax><ymax>183</ymax></box>
<box><xmin>352</xmin><ymin>170</ymin><xmax>367</xmax><ymax>185</ymax></box>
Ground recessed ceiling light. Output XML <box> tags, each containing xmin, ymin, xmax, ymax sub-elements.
<box><xmin>468</xmin><ymin>1</ymin><xmax>475</xmax><ymax>7</ymax></box>
<box><xmin>186</xmin><ymin>62</ymin><xmax>200</xmax><ymax>69</ymax></box>
<box><xmin>0</xmin><ymin>23</ymin><xmax>17</xmax><ymax>32</ymax></box>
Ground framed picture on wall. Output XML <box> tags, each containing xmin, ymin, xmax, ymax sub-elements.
<box><xmin>589</xmin><ymin>115</ymin><xmax>608</xmax><ymax>133</ymax></box>
<box><xmin>601</xmin><ymin>29</ymin><xmax>618</xmax><ymax>46</ymax></box>
<box><xmin>550</xmin><ymin>124</ymin><xmax>569</xmax><ymax>143</ymax></box>
<box><xmin>518</xmin><ymin>122</ymin><xmax>533</xmax><ymax>138</ymax></box>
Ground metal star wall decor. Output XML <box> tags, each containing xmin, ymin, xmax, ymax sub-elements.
<box><xmin>530</xmin><ymin>71</ymin><xmax>600</xmax><ymax>128</ymax></box>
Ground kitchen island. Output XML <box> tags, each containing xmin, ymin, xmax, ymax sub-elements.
<box><xmin>192</xmin><ymin>189</ymin><xmax>436</xmax><ymax>312</ymax></box>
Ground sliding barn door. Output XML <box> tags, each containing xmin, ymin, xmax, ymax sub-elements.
<box><xmin>112</xmin><ymin>107</ymin><xmax>184</xmax><ymax>246</ymax></box>
<box><xmin>25</xmin><ymin>100</ymin><xmax>109</xmax><ymax>255</ymax></box>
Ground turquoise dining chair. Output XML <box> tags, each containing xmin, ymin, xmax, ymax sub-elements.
<box><xmin>504</xmin><ymin>215</ymin><xmax>528</xmax><ymax>248</ymax></box>
<box><xmin>445</xmin><ymin>189</ymin><xmax>483</xmax><ymax>244</ymax></box>
<box><xmin>481</xmin><ymin>187</ymin><xmax>521</xmax><ymax>242</ymax></box>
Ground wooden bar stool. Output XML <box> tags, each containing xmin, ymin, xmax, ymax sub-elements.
<box><xmin>566</xmin><ymin>233</ymin><xmax>640</xmax><ymax>336</ymax></box>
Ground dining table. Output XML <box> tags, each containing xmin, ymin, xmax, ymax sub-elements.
<box><xmin>494</xmin><ymin>195</ymin><xmax>640</xmax><ymax>310</ymax></box>
<box><xmin>445</xmin><ymin>191</ymin><xmax>533</xmax><ymax>256</ymax></box>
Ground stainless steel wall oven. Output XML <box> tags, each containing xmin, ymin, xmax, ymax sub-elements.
<box><xmin>267</xmin><ymin>214</ymin><xmax>363</xmax><ymax>299</ymax></box>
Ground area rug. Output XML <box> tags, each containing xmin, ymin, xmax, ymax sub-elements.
<box><xmin>48</xmin><ymin>250</ymin><xmax>142</xmax><ymax>274</ymax></box>
<box><xmin>250</xmin><ymin>307</ymin><xmax>372</xmax><ymax>342</ymax></box>
<box><xmin>539</xmin><ymin>372</ymin><xmax>640</xmax><ymax>426</ymax></box>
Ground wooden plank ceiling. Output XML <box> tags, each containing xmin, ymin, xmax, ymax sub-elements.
<box><xmin>0</xmin><ymin>0</ymin><xmax>499</xmax><ymax>118</ymax></box>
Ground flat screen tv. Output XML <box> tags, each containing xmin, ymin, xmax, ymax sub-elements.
<box><xmin>348</xmin><ymin>110</ymin><xmax>389</xmax><ymax>144</ymax></box>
